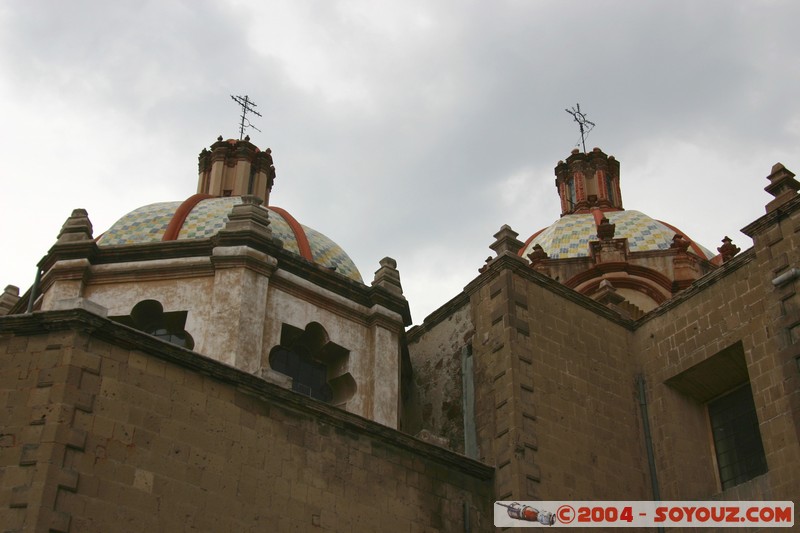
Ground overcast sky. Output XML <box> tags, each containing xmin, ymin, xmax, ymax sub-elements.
<box><xmin>1</xmin><ymin>1</ymin><xmax>798</xmax><ymax>325</ymax></box>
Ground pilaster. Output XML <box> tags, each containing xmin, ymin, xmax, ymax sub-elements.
<box><xmin>470</xmin><ymin>268</ymin><xmax>540</xmax><ymax>501</ymax></box>
<box><xmin>208</xmin><ymin>246</ymin><xmax>277</xmax><ymax>372</ymax></box>
<box><xmin>2</xmin><ymin>330</ymin><xmax>99</xmax><ymax>532</ymax></box>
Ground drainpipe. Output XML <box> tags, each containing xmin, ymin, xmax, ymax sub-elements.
<box><xmin>25</xmin><ymin>266</ymin><xmax>43</xmax><ymax>314</ymax></box>
<box><xmin>636</xmin><ymin>374</ymin><xmax>664</xmax><ymax>533</ymax></box>
<box><xmin>461</xmin><ymin>343</ymin><xmax>478</xmax><ymax>459</ymax></box>
<box><xmin>772</xmin><ymin>267</ymin><xmax>800</xmax><ymax>287</ymax></box>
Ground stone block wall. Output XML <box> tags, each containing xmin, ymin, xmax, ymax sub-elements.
<box><xmin>0</xmin><ymin>310</ymin><xmax>493</xmax><ymax>533</ymax></box>
<box><xmin>465</xmin><ymin>262</ymin><xmax>650</xmax><ymax>502</ymax></box>
<box><xmin>633</xmin><ymin>196</ymin><xmax>800</xmax><ymax>503</ymax></box>
<box><xmin>518</xmin><ymin>277</ymin><xmax>648</xmax><ymax>501</ymax></box>
<box><xmin>633</xmin><ymin>253</ymin><xmax>764</xmax><ymax>499</ymax></box>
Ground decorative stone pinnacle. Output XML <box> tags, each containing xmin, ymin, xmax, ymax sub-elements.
<box><xmin>379</xmin><ymin>257</ymin><xmax>397</xmax><ymax>269</ymax></box>
<box><xmin>218</xmin><ymin>199</ymin><xmax>272</xmax><ymax>240</ymax></box>
<box><xmin>56</xmin><ymin>209</ymin><xmax>94</xmax><ymax>243</ymax></box>
<box><xmin>0</xmin><ymin>285</ymin><xmax>20</xmax><ymax>316</ymax></box>
<box><xmin>526</xmin><ymin>244</ymin><xmax>548</xmax><ymax>264</ymax></box>
<box><xmin>670</xmin><ymin>234</ymin><xmax>690</xmax><ymax>252</ymax></box>
<box><xmin>764</xmin><ymin>162</ymin><xmax>799</xmax><ymax>213</ymax></box>
<box><xmin>596</xmin><ymin>216</ymin><xmax>616</xmax><ymax>241</ymax></box>
<box><xmin>717</xmin><ymin>236</ymin><xmax>741</xmax><ymax>263</ymax></box>
<box><xmin>372</xmin><ymin>257</ymin><xmax>403</xmax><ymax>296</ymax></box>
<box><xmin>490</xmin><ymin>225</ymin><xmax>524</xmax><ymax>256</ymax></box>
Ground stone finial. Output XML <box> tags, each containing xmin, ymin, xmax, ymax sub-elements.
<box><xmin>478</xmin><ymin>256</ymin><xmax>493</xmax><ymax>273</ymax></box>
<box><xmin>670</xmin><ymin>234</ymin><xmax>690</xmax><ymax>253</ymax></box>
<box><xmin>372</xmin><ymin>257</ymin><xmax>403</xmax><ymax>296</ymax></box>
<box><xmin>526</xmin><ymin>244</ymin><xmax>548</xmax><ymax>263</ymax></box>
<box><xmin>218</xmin><ymin>197</ymin><xmax>272</xmax><ymax>240</ymax></box>
<box><xmin>764</xmin><ymin>162</ymin><xmax>800</xmax><ymax>213</ymax></box>
<box><xmin>489</xmin><ymin>225</ymin><xmax>525</xmax><ymax>256</ymax></box>
<box><xmin>0</xmin><ymin>285</ymin><xmax>20</xmax><ymax>315</ymax></box>
<box><xmin>56</xmin><ymin>209</ymin><xmax>93</xmax><ymax>243</ymax></box>
<box><xmin>671</xmin><ymin>234</ymin><xmax>701</xmax><ymax>288</ymax></box>
<box><xmin>596</xmin><ymin>216</ymin><xmax>616</xmax><ymax>241</ymax></box>
<box><xmin>717</xmin><ymin>236</ymin><xmax>741</xmax><ymax>263</ymax></box>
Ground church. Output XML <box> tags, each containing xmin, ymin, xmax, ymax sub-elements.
<box><xmin>0</xmin><ymin>135</ymin><xmax>798</xmax><ymax>531</ymax></box>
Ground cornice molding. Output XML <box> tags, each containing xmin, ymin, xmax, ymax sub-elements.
<box><xmin>0</xmin><ymin>309</ymin><xmax>493</xmax><ymax>481</ymax></box>
<box><xmin>741</xmin><ymin>195</ymin><xmax>800</xmax><ymax>237</ymax></box>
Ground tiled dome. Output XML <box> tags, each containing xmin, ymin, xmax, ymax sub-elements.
<box><xmin>519</xmin><ymin>210</ymin><xmax>715</xmax><ymax>260</ymax></box>
<box><xmin>97</xmin><ymin>196</ymin><xmax>363</xmax><ymax>282</ymax></box>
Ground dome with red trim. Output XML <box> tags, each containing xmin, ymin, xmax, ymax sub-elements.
<box><xmin>97</xmin><ymin>196</ymin><xmax>363</xmax><ymax>283</ymax></box>
<box><xmin>519</xmin><ymin>209</ymin><xmax>715</xmax><ymax>260</ymax></box>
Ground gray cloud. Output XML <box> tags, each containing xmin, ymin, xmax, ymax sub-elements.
<box><xmin>1</xmin><ymin>0</ymin><xmax>798</xmax><ymax>323</ymax></box>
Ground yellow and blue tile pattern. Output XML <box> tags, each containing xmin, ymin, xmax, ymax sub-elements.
<box><xmin>177</xmin><ymin>196</ymin><xmax>238</xmax><ymax>240</ymax></box>
<box><xmin>97</xmin><ymin>201</ymin><xmax>182</xmax><ymax>245</ymax></box>
<box><xmin>97</xmin><ymin>197</ymin><xmax>363</xmax><ymax>283</ymax></box>
<box><xmin>304</xmin><ymin>225</ymin><xmax>362</xmax><ymax>280</ymax></box>
<box><xmin>523</xmin><ymin>210</ymin><xmax>714</xmax><ymax>260</ymax></box>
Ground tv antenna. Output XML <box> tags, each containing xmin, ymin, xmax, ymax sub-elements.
<box><xmin>230</xmin><ymin>94</ymin><xmax>262</xmax><ymax>140</ymax></box>
<box><xmin>565</xmin><ymin>103</ymin><xmax>595</xmax><ymax>153</ymax></box>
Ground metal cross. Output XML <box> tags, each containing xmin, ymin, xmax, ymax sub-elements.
<box><xmin>565</xmin><ymin>103</ymin><xmax>595</xmax><ymax>153</ymax></box>
<box><xmin>231</xmin><ymin>94</ymin><xmax>263</xmax><ymax>140</ymax></box>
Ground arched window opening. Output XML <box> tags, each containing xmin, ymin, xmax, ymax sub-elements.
<box><xmin>568</xmin><ymin>177</ymin><xmax>577</xmax><ymax>208</ymax></box>
<box><xmin>268</xmin><ymin>322</ymin><xmax>355</xmax><ymax>406</ymax></box>
<box><xmin>270</xmin><ymin>344</ymin><xmax>333</xmax><ymax>402</ymax></box>
<box><xmin>110</xmin><ymin>299</ymin><xmax>195</xmax><ymax>350</ymax></box>
<box><xmin>605</xmin><ymin>174</ymin><xmax>616</xmax><ymax>205</ymax></box>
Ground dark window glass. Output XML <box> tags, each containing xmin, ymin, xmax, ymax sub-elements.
<box><xmin>270</xmin><ymin>346</ymin><xmax>333</xmax><ymax>403</ymax></box>
<box><xmin>708</xmin><ymin>383</ymin><xmax>768</xmax><ymax>490</ymax></box>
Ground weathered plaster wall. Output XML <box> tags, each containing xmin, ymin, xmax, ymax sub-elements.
<box><xmin>82</xmin><ymin>272</ymin><xmax>215</xmax><ymax>352</ymax></box>
<box><xmin>41</xmin><ymin>249</ymin><xmax>406</xmax><ymax>428</ymax></box>
<box><xmin>407</xmin><ymin>303</ymin><xmax>474</xmax><ymax>453</ymax></box>
<box><xmin>265</xmin><ymin>271</ymin><xmax>405</xmax><ymax>428</ymax></box>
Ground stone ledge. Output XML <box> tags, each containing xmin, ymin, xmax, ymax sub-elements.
<box><xmin>409</xmin><ymin>253</ymin><xmax>634</xmax><ymax>341</ymax></box>
<box><xmin>413</xmin><ymin>248</ymin><xmax>764</xmax><ymax>337</ymax></box>
<box><xmin>742</xmin><ymin>194</ymin><xmax>800</xmax><ymax>237</ymax></box>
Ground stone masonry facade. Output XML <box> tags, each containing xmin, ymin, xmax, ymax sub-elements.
<box><xmin>407</xmin><ymin>171</ymin><xmax>800</xmax><ymax>530</ymax></box>
<box><xmin>2</xmin><ymin>152</ymin><xmax>799</xmax><ymax>532</ymax></box>
<box><xmin>0</xmin><ymin>310</ymin><xmax>493</xmax><ymax>533</ymax></box>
